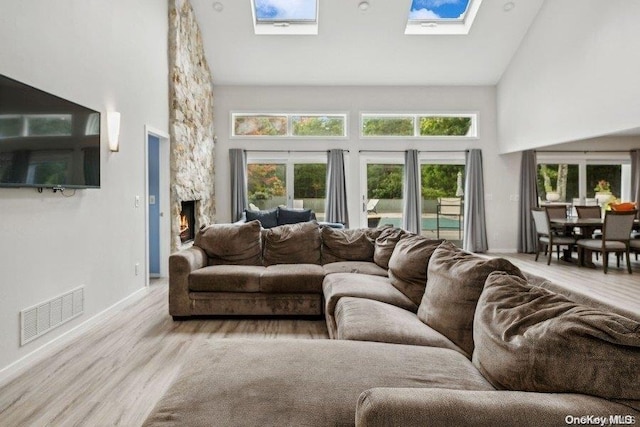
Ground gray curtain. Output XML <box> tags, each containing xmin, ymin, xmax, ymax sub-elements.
<box><xmin>631</xmin><ymin>149</ymin><xmax>640</xmax><ymax>212</ymax></box>
<box><xmin>325</xmin><ymin>149</ymin><xmax>349</xmax><ymax>226</ymax></box>
<box><xmin>403</xmin><ymin>149</ymin><xmax>421</xmax><ymax>234</ymax></box>
<box><xmin>229</xmin><ymin>148</ymin><xmax>248</xmax><ymax>222</ymax></box>
<box><xmin>517</xmin><ymin>150</ymin><xmax>539</xmax><ymax>253</ymax></box>
<box><xmin>463</xmin><ymin>149</ymin><xmax>488</xmax><ymax>253</ymax></box>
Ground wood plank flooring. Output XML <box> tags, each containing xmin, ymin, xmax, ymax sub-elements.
<box><xmin>0</xmin><ymin>253</ymin><xmax>638</xmax><ymax>426</ymax></box>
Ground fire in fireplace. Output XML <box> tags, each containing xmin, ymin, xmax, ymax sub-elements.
<box><xmin>180</xmin><ymin>201</ymin><xmax>196</xmax><ymax>243</ymax></box>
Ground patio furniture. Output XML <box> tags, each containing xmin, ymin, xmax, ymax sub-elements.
<box><xmin>576</xmin><ymin>210</ymin><xmax>637</xmax><ymax>274</ymax></box>
<box><xmin>531</xmin><ymin>208</ymin><xmax>576</xmax><ymax>265</ymax></box>
<box><xmin>366</xmin><ymin>199</ymin><xmax>379</xmax><ymax>214</ymax></box>
<box><xmin>436</xmin><ymin>197</ymin><xmax>463</xmax><ymax>239</ymax></box>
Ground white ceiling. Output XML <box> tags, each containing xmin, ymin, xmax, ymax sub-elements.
<box><xmin>190</xmin><ymin>0</ymin><xmax>545</xmax><ymax>86</ymax></box>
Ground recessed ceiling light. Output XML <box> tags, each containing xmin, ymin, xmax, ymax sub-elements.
<box><xmin>503</xmin><ymin>2</ymin><xmax>515</xmax><ymax>12</ymax></box>
<box><xmin>212</xmin><ymin>1</ymin><xmax>224</xmax><ymax>12</ymax></box>
<box><xmin>358</xmin><ymin>1</ymin><xmax>369</xmax><ymax>11</ymax></box>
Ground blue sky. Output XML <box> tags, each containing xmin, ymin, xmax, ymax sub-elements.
<box><xmin>254</xmin><ymin>0</ymin><xmax>316</xmax><ymax>21</ymax></box>
<box><xmin>409</xmin><ymin>0</ymin><xmax>470</xmax><ymax>20</ymax></box>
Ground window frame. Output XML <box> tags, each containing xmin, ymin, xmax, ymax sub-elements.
<box><xmin>405</xmin><ymin>0</ymin><xmax>483</xmax><ymax>36</ymax></box>
<box><xmin>231</xmin><ymin>112</ymin><xmax>348</xmax><ymax>139</ymax></box>
<box><xmin>250</xmin><ymin>0</ymin><xmax>319</xmax><ymax>35</ymax></box>
<box><xmin>360</xmin><ymin>112</ymin><xmax>478</xmax><ymax>139</ymax></box>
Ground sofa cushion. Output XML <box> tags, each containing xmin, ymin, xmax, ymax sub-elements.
<box><xmin>387</xmin><ymin>236</ymin><xmax>443</xmax><ymax>305</ymax></box>
<box><xmin>263</xmin><ymin>222</ymin><xmax>321</xmax><ymax>266</ymax></box>
<box><xmin>473</xmin><ymin>272</ymin><xmax>640</xmax><ymax>400</ymax></box>
<box><xmin>277</xmin><ymin>207</ymin><xmax>313</xmax><ymax>225</ymax></box>
<box><xmin>189</xmin><ymin>265</ymin><xmax>264</xmax><ymax>292</ymax></box>
<box><xmin>373</xmin><ymin>227</ymin><xmax>407</xmax><ymax>269</ymax></box>
<box><xmin>321</xmin><ymin>227</ymin><xmax>381</xmax><ymax>264</ymax></box>
<box><xmin>417</xmin><ymin>242</ymin><xmax>524</xmax><ymax>358</ymax></box>
<box><xmin>260</xmin><ymin>264</ymin><xmax>325</xmax><ymax>293</ymax></box>
<box><xmin>322</xmin><ymin>261</ymin><xmax>388</xmax><ymax>277</ymax></box>
<box><xmin>194</xmin><ymin>220</ymin><xmax>262</xmax><ymax>266</ymax></box>
<box><xmin>245</xmin><ymin>208</ymin><xmax>278</xmax><ymax>229</ymax></box>
<box><xmin>335</xmin><ymin>297</ymin><xmax>465</xmax><ymax>353</ymax></box>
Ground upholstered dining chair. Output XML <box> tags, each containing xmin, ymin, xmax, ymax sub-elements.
<box><xmin>545</xmin><ymin>204</ymin><xmax>568</xmax><ymax>235</ymax></box>
<box><xmin>575</xmin><ymin>205</ymin><xmax>603</xmax><ymax>244</ymax></box>
<box><xmin>576</xmin><ymin>210</ymin><xmax>637</xmax><ymax>274</ymax></box>
<box><xmin>531</xmin><ymin>208</ymin><xmax>576</xmax><ymax>265</ymax></box>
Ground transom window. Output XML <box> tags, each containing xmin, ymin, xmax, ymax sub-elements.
<box><xmin>251</xmin><ymin>0</ymin><xmax>318</xmax><ymax>35</ymax></box>
<box><xmin>405</xmin><ymin>0</ymin><xmax>482</xmax><ymax>35</ymax></box>
<box><xmin>232</xmin><ymin>113</ymin><xmax>346</xmax><ymax>138</ymax></box>
<box><xmin>361</xmin><ymin>113</ymin><xmax>477</xmax><ymax>138</ymax></box>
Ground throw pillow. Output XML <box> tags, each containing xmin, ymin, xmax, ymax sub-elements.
<box><xmin>473</xmin><ymin>272</ymin><xmax>640</xmax><ymax>400</ymax></box>
<box><xmin>277</xmin><ymin>207</ymin><xmax>313</xmax><ymax>225</ymax></box>
<box><xmin>417</xmin><ymin>241</ymin><xmax>524</xmax><ymax>358</ymax></box>
<box><xmin>194</xmin><ymin>220</ymin><xmax>262</xmax><ymax>265</ymax></box>
<box><xmin>321</xmin><ymin>227</ymin><xmax>382</xmax><ymax>264</ymax></box>
<box><xmin>263</xmin><ymin>222</ymin><xmax>321</xmax><ymax>266</ymax></box>
<box><xmin>373</xmin><ymin>227</ymin><xmax>407</xmax><ymax>269</ymax></box>
<box><xmin>245</xmin><ymin>208</ymin><xmax>278</xmax><ymax>229</ymax></box>
<box><xmin>387</xmin><ymin>235</ymin><xmax>444</xmax><ymax>306</ymax></box>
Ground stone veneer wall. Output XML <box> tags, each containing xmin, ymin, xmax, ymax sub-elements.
<box><xmin>168</xmin><ymin>0</ymin><xmax>215</xmax><ymax>251</ymax></box>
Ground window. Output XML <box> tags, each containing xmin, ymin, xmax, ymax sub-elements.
<box><xmin>537</xmin><ymin>163</ymin><xmax>579</xmax><ymax>203</ymax></box>
<box><xmin>248</xmin><ymin>163</ymin><xmax>287</xmax><ymax>210</ymax></box>
<box><xmin>361</xmin><ymin>113</ymin><xmax>477</xmax><ymax>138</ymax></box>
<box><xmin>233</xmin><ymin>113</ymin><xmax>346</xmax><ymax>138</ymax></box>
<box><xmin>421</xmin><ymin>162</ymin><xmax>465</xmax><ymax>243</ymax></box>
<box><xmin>405</xmin><ymin>0</ymin><xmax>483</xmax><ymax>35</ymax></box>
<box><xmin>251</xmin><ymin>0</ymin><xmax>318</xmax><ymax>35</ymax></box>
<box><xmin>365</xmin><ymin>163</ymin><xmax>404</xmax><ymax>229</ymax></box>
<box><xmin>294</xmin><ymin>163</ymin><xmax>327</xmax><ymax>220</ymax></box>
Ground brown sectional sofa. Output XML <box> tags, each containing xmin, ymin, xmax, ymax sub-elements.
<box><xmin>155</xmin><ymin>221</ymin><xmax>640</xmax><ymax>426</ymax></box>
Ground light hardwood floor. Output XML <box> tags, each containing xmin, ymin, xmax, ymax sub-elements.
<box><xmin>1</xmin><ymin>253</ymin><xmax>638</xmax><ymax>426</ymax></box>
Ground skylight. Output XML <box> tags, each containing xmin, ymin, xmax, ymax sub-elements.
<box><xmin>251</xmin><ymin>0</ymin><xmax>318</xmax><ymax>35</ymax></box>
<box><xmin>405</xmin><ymin>0</ymin><xmax>482</xmax><ymax>35</ymax></box>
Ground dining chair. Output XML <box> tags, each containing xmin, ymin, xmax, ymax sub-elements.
<box><xmin>531</xmin><ymin>208</ymin><xmax>576</xmax><ymax>265</ymax></box>
<box><xmin>545</xmin><ymin>205</ymin><xmax>568</xmax><ymax>235</ymax></box>
<box><xmin>575</xmin><ymin>205</ymin><xmax>603</xmax><ymax>244</ymax></box>
<box><xmin>576</xmin><ymin>210</ymin><xmax>637</xmax><ymax>274</ymax></box>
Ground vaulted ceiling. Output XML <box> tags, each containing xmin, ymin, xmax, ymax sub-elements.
<box><xmin>190</xmin><ymin>0</ymin><xmax>545</xmax><ymax>86</ymax></box>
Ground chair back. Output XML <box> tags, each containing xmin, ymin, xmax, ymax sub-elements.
<box><xmin>545</xmin><ymin>205</ymin><xmax>567</xmax><ymax>220</ymax></box>
<box><xmin>531</xmin><ymin>208</ymin><xmax>550</xmax><ymax>236</ymax></box>
<box><xmin>438</xmin><ymin>197</ymin><xmax>462</xmax><ymax>215</ymax></box>
<box><xmin>602</xmin><ymin>210</ymin><xmax>637</xmax><ymax>241</ymax></box>
<box><xmin>575</xmin><ymin>205</ymin><xmax>601</xmax><ymax>219</ymax></box>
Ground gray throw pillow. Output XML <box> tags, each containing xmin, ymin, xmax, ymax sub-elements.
<box><xmin>417</xmin><ymin>241</ymin><xmax>524</xmax><ymax>358</ymax></box>
<box><xmin>194</xmin><ymin>220</ymin><xmax>262</xmax><ymax>265</ymax></box>
<box><xmin>473</xmin><ymin>272</ymin><xmax>640</xmax><ymax>400</ymax></box>
<box><xmin>245</xmin><ymin>208</ymin><xmax>278</xmax><ymax>228</ymax></box>
<box><xmin>387</xmin><ymin>235</ymin><xmax>444</xmax><ymax>306</ymax></box>
<box><xmin>263</xmin><ymin>222</ymin><xmax>321</xmax><ymax>266</ymax></box>
<box><xmin>277</xmin><ymin>207</ymin><xmax>313</xmax><ymax>225</ymax></box>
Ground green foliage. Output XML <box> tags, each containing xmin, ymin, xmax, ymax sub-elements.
<box><xmin>367</xmin><ymin>164</ymin><xmax>403</xmax><ymax>198</ymax></box>
<box><xmin>587</xmin><ymin>165</ymin><xmax>621</xmax><ymax>197</ymax></box>
<box><xmin>292</xmin><ymin>116</ymin><xmax>344</xmax><ymax>136</ymax></box>
<box><xmin>235</xmin><ymin>116</ymin><xmax>287</xmax><ymax>136</ymax></box>
<box><xmin>419</xmin><ymin>117</ymin><xmax>471</xmax><ymax>136</ymax></box>
<box><xmin>294</xmin><ymin>163</ymin><xmax>326</xmax><ymax>198</ymax></box>
<box><xmin>421</xmin><ymin>164</ymin><xmax>463</xmax><ymax>198</ymax></box>
<box><xmin>247</xmin><ymin>164</ymin><xmax>286</xmax><ymax>201</ymax></box>
<box><xmin>363</xmin><ymin>117</ymin><xmax>414</xmax><ymax>136</ymax></box>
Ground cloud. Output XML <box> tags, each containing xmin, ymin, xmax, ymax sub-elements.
<box><xmin>408</xmin><ymin>8</ymin><xmax>441</xmax><ymax>20</ymax></box>
<box><xmin>254</xmin><ymin>0</ymin><xmax>316</xmax><ymax>20</ymax></box>
<box><xmin>412</xmin><ymin>0</ymin><xmax>462</xmax><ymax>9</ymax></box>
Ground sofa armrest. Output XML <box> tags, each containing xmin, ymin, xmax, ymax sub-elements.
<box><xmin>356</xmin><ymin>388</ymin><xmax>639</xmax><ymax>427</ymax></box>
<box><xmin>169</xmin><ymin>246</ymin><xmax>207</xmax><ymax>316</ymax></box>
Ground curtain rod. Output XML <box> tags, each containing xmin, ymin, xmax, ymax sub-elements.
<box><xmin>535</xmin><ymin>150</ymin><xmax>632</xmax><ymax>154</ymax></box>
<box><xmin>358</xmin><ymin>149</ymin><xmax>469</xmax><ymax>153</ymax></box>
<box><xmin>244</xmin><ymin>149</ymin><xmax>349</xmax><ymax>154</ymax></box>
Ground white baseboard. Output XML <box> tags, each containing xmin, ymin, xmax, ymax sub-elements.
<box><xmin>0</xmin><ymin>286</ymin><xmax>149</xmax><ymax>386</ymax></box>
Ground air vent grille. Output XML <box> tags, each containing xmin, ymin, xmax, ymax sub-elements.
<box><xmin>20</xmin><ymin>286</ymin><xmax>84</xmax><ymax>346</ymax></box>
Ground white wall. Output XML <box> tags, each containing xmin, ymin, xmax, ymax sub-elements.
<box><xmin>497</xmin><ymin>0</ymin><xmax>640</xmax><ymax>153</ymax></box>
<box><xmin>213</xmin><ymin>85</ymin><xmax>521</xmax><ymax>252</ymax></box>
<box><xmin>0</xmin><ymin>0</ymin><xmax>168</xmax><ymax>372</ymax></box>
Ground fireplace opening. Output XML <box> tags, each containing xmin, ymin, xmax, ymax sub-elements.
<box><xmin>180</xmin><ymin>201</ymin><xmax>196</xmax><ymax>243</ymax></box>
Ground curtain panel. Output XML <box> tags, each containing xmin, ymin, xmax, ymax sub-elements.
<box><xmin>517</xmin><ymin>150</ymin><xmax>539</xmax><ymax>253</ymax></box>
<box><xmin>402</xmin><ymin>149</ymin><xmax>421</xmax><ymax>234</ymax></box>
<box><xmin>229</xmin><ymin>148</ymin><xmax>248</xmax><ymax>222</ymax></box>
<box><xmin>463</xmin><ymin>149</ymin><xmax>488</xmax><ymax>253</ymax></box>
<box><xmin>631</xmin><ymin>149</ymin><xmax>640</xmax><ymax>212</ymax></box>
<box><xmin>325</xmin><ymin>149</ymin><xmax>349</xmax><ymax>226</ymax></box>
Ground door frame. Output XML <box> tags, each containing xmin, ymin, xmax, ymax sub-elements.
<box><xmin>144</xmin><ymin>125</ymin><xmax>170</xmax><ymax>286</ymax></box>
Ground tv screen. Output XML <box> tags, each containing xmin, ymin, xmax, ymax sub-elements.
<box><xmin>0</xmin><ymin>74</ymin><xmax>100</xmax><ymax>189</ymax></box>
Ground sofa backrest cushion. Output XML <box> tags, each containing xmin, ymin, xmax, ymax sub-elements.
<box><xmin>245</xmin><ymin>208</ymin><xmax>278</xmax><ymax>229</ymax></box>
<box><xmin>417</xmin><ymin>242</ymin><xmax>524</xmax><ymax>358</ymax></box>
<box><xmin>387</xmin><ymin>235</ymin><xmax>444</xmax><ymax>306</ymax></box>
<box><xmin>263</xmin><ymin>221</ymin><xmax>321</xmax><ymax>266</ymax></box>
<box><xmin>321</xmin><ymin>227</ymin><xmax>381</xmax><ymax>264</ymax></box>
<box><xmin>194</xmin><ymin>220</ymin><xmax>262</xmax><ymax>266</ymax></box>
<box><xmin>373</xmin><ymin>227</ymin><xmax>407</xmax><ymax>269</ymax></box>
<box><xmin>473</xmin><ymin>272</ymin><xmax>640</xmax><ymax>400</ymax></box>
<box><xmin>277</xmin><ymin>207</ymin><xmax>313</xmax><ymax>226</ymax></box>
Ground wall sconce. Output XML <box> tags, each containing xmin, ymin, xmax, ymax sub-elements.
<box><xmin>107</xmin><ymin>111</ymin><xmax>121</xmax><ymax>152</ymax></box>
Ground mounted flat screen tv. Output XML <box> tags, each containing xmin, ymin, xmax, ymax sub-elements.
<box><xmin>0</xmin><ymin>74</ymin><xmax>100</xmax><ymax>189</ymax></box>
